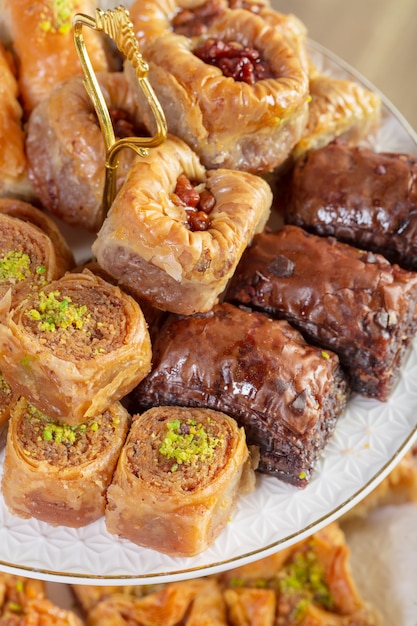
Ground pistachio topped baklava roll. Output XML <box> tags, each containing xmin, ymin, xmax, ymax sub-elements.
<box><xmin>1</xmin><ymin>397</ymin><xmax>130</xmax><ymax>528</ymax></box>
<box><xmin>92</xmin><ymin>135</ymin><xmax>271</xmax><ymax>315</ymax></box>
<box><xmin>0</xmin><ymin>269</ymin><xmax>152</xmax><ymax>424</ymax></box>
<box><xmin>0</xmin><ymin>198</ymin><xmax>74</xmax><ymax>306</ymax></box>
<box><xmin>105</xmin><ymin>405</ymin><xmax>256</xmax><ymax>556</ymax></box>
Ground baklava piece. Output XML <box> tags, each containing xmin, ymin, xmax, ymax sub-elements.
<box><xmin>132</xmin><ymin>302</ymin><xmax>350</xmax><ymax>487</ymax></box>
<box><xmin>220</xmin><ymin>523</ymin><xmax>385</xmax><ymax>625</ymax></box>
<box><xmin>0</xmin><ymin>269</ymin><xmax>152</xmax><ymax>425</ymax></box>
<box><xmin>2</xmin><ymin>397</ymin><xmax>130</xmax><ymax>528</ymax></box>
<box><xmin>0</xmin><ymin>572</ymin><xmax>83</xmax><ymax>625</ymax></box>
<box><xmin>0</xmin><ymin>197</ymin><xmax>75</xmax><ymax>306</ymax></box>
<box><xmin>26</xmin><ymin>71</ymin><xmax>152</xmax><ymax>232</ymax></box>
<box><xmin>285</xmin><ymin>141</ymin><xmax>417</xmax><ymax>271</ymax></box>
<box><xmin>84</xmin><ymin>580</ymin><xmax>225</xmax><ymax>626</ymax></box>
<box><xmin>226</xmin><ymin>225</ymin><xmax>417</xmax><ymax>400</ymax></box>
<box><xmin>92</xmin><ymin>135</ymin><xmax>271</xmax><ymax>315</ymax></box>
<box><xmin>105</xmin><ymin>405</ymin><xmax>256</xmax><ymax>556</ymax></box>
<box><xmin>2</xmin><ymin>0</ymin><xmax>110</xmax><ymax>116</ymax></box>
<box><xmin>0</xmin><ymin>42</ymin><xmax>32</xmax><ymax>199</ymax></box>
<box><xmin>126</xmin><ymin>6</ymin><xmax>309</xmax><ymax>172</ymax></box>
<box><xmin>292</xmin><ymin>74</ymin><xmax>381</xmax><ymax>159</ymax></box>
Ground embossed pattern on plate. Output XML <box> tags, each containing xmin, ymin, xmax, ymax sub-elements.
<box><xmin>0</xmin><ymin>41</ymin><xmax>417</xmax><ymax>585</ymax></box>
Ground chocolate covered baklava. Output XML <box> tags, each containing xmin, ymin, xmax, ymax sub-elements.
<box><xmin>226</xmin><ymin>225</ymin><xmax>417</xmax><ymax>400</ymax></box>
<box><xmin>132</xmin><ymin>302</ymin><xmax>350</xmax><ymax>486</ymax></box>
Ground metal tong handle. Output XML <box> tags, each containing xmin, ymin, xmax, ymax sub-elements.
<box><xmin>73</xmin><ymin>6</ymin><xmax>167</xmax><ymax>215</ymax></box>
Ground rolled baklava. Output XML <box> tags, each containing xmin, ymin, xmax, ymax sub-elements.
<box><xmin>2</xmin><ymin>397</ymin><xmax>130</xmax><ymax>528</ymax></box>
<box><xmin>132</xmin><ymin>303</ymin><xmax>350</xmax><ymax>487</ymax></box>
<box><xmin>0</xmin><ymin>42</ymin><xmax>32</xmax><ymax>199</ymax></box>
<box><xmin>0</xmin><ymin>269</ymin><xmax>152</xmax><ymax>424</ymax></box>
<box><xmin>2</xmin><ymin>0</ymin><xmax>110</xmax><ymax>116</ymax></box>
<box><xmin>126</xmin><ymin>6</ymin><xmax>309</xmax><ymax>172</ymax></box>
<box><xmin>226</xmin><ymin>225</ymin><xmax>417</xmax><ymax>400</ymax></box>
<box><xmin>0</xmin><ymin>198</ymin><xmax>75</xmax><ymax>306</ymax></box>
<box><xmin>92</xmin><ymin>135</ymin><xmax>271</xmax><ymax>315</ymax></box>
<box><xmin>26</xmin><ymin>71</ymin><xmax>152</xmax><ymax>231</ymax></box>
<box><xmin>285</xmin><ymin>140</ymin><xmax>417</xmax><ymax>271</ymax></box>
<box><xmin>105</xmin><ymin>405</ymin><xmax>256</xmax><ymax>556</ymax></box>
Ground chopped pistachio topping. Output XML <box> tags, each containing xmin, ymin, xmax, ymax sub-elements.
<box><xmin>159</xmin><ymin>418</ymin><xmax>222</xmax><ymax>472</ymax></box>
<box><xmin>278</xmin><ymin>546</ymin><xmax>333</xmax><ymax>617</ymax></box>
<box><xmin>26</xmin><ymin>402</ymin><xmax>97</xmax><ymax>444</ymax></box>
<box><xmin>0</xmin><ymin>372</ymin><xmax>11</xmax><ymax>396</ymax></box>
<box><xmin>26</xmin><ymin>290</ymin><xmax>90</xmax><ymax>332</ymax></box>
<box><xmin>0</xmin><ymin>250</ymin><xmax>31</xmax><ymax>283</ymax></box>
<box><xmin>38</xmin><ymin>0</ymin><xmax>74</xmax><ymax>34</ymax></box>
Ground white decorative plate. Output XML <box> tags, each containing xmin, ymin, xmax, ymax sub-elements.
<box><xmin>1</xmin><ymin>40</ymin><xmax>417</xmax><ymax>585</ymax></box>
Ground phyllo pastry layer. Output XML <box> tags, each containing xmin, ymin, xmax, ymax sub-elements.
<box><xmin>1</xmin><ymin>397</ymin><xmax>130</xmax><ymax>528</ymax></box>
<box><xmin>26</xmin><ymin>71</ymin><xmax>153</xmax><ymax>232</ymax></box>
<box><xmin>0</xmin><ymin>269</ymin><xmax>152</xmax><ymax>424</ymax></box>
<box><xmin>226</xmin><ymin>225</ymin><xmax>417</xmax><ymax>400</ymax></box>
<box><xmin>132</xmin><ymin>302</ymin><xmax>350</xmax><ymax>486</ymax></box>
<box><xmin>126</xmin><ymin>5</ymin><xmax>309</xmax><ymax>172</ymax></box>
<box><xmin>0</xmin><ymin>197</ymin><xmax>74</xmax><ymax>306</ymax></box>
<box><xmin>93</xmin><ymin>135</ymin><xmax>271</xmax><ymax>314</ymax></box>
<box><xmin>105</xmin><ymin>405</ymin><xmax>256</xmax><ymax>556</ymax></box>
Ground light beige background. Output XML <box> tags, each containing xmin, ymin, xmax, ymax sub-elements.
<box><xmin>275</xmin><ymin>0</ymin><xmax>417</xmax><ymax>132</ymax></box>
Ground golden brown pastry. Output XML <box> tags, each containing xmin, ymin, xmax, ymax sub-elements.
<box><xmin>0</xmin><ymin>572</ymin><xmax>84</xmax><ymax>624</ymax></box>
<box><xmin>0</xmin><ymin>198</ymin><xmax>75</xmax><ymax>307</ymax></box>
<box><xmin>126</xmin><ymin>6</ymin><xmax>309</xmax><ymax>172</ymax></box>
<box><xmin>92</xmin><ymin>135</ymin><xmax>271</xmax><ymax>314</ymax></box>
<box><xmin>72</xmin><ymin>523</ymin><xmax>385</xmax><ymax>625</ymax></box>
<box><xmin>0</xmin><ymin>42</ymin><xmax>32</xmax><ymax>199</ymax></box>
<box><xmin>0</xmin><ymin>370</ymin><xmax>17</xmax><ymax>440</ymax></box>
<box><xmin>105</xmin><ymin>405</ymin><xmax>256</xmax><ymax>557</ymax></box>
<box><xmin>26</xmin><ymin>71</ymin><xmax>152</xmax><ymax>232</ymax></box>
<box><xmin>0</xmin><ymin>269</ymin><xmax>152</xmax><ymax>425</ymax></box>
<box><xmin>342</xmin><ymin>451</ymin><xmax>417</xmax><ymax>521</ymax></box>
<box><xmin>2</xmin><ymin>397</ymin><xmax>130</xmax><ymax>528</ymax></box>
<box><xmin>2</xmin><ymin>0</ymin><xmax>110</xmax><ymax>116</ymax></box>
<box><xmin>85</xmin><ymin>580</ymin><xmax>224</xmax><ymax>626</ymax></box>
<box><xmin>292</xmin><ymin>74</ymin><xmax>382</xmax><ymax>159</ymax></box>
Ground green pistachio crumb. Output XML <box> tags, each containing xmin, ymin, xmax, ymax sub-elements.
<box><xmin>38</xmin><ymin>0</ymin><xmax>74</xmax><ymax>34</ymax></box>
<box><xmin>159</xmin><ymin>418</ymin><xmax>222</xmax><ymax>472</ymax></box>
<box><xmin>26</xmin><ymin>290</ymin><xmax>90</xmax><ymax>332</ymax></box>
<box><xmin>0</xmin><ymin>250</ymin><xmax>31</xmax><ymax>283</ymax></box>
<box><xmin>278</xmin><ymin>546</ymin><xmax>334</xmax><ymax>618</ymax></box>
<box><xmin>321</xmin><ymin>351</ymin><xmax>330</xmax><ymax>359</ymax></box>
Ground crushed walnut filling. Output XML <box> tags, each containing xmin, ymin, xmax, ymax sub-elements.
<box><xmin>193</xmin><ymin>37</ymin><xmax>275</xmax><ymax>84</ymax></box>
<box><xmin>171</xmin><ymin>173</ymin><xmax>216</xmax><ymax>231</ymax></box>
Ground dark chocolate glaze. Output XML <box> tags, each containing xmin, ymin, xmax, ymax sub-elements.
<box><xmin>226</xmin><ymin>225</ymin><xmax>417</xmax><ymax>400</ymax></box>
<box><xmin>132</xmin><ymin>302</ymin><xmax>350</xmax><ymax>487</ymax></box>
<box><xmin>284</xmin><ymin>141</ymin><xmax>417</xmax><ymax>270</ymax></box>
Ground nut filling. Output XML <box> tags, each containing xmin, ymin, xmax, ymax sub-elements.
<box><xmin>22</xmin><ymin>286</ymin><xmax>127</xmax><ymax>360</ymax></box>
<box><xmin>193</xmin><ymin>37</ymin><xmax>275</xmax><ymax>84</ymax></box>
<box><xmin>17</xmin><ymin>404</ymin><xmax>119</xmax><ymax>467</ymax></box>
<box><xmin>171</xmin><ymin>173</ymin><xmax>216</xmax><ymax>231</ymax></box>
<box><xmin>126</xmin><ymin>412</ymin><xmax>232</xmax><ymax>492</ymax></box>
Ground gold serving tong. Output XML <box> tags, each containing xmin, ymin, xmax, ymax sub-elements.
<box><xmin>73</xmin><ymin>5</ymin><xmax>167</xmax><ymax>216</ymax></box>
